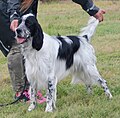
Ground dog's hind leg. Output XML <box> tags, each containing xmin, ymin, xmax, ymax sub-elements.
<box><xmin>97</xmin><ymin>77</ymin><xmax>112</xmax><ymax>99</ymax></box>
<box><xmin>28</xmin><ymin>85</ymin><xmax>37</xmax><ymax>111</ymax></box>
<box><xmin>92</xmin><ymin>68</ymin><xmax>112</xmax><ymax>99</ymax></box>
<box><xmin>71</xmin><ymin>72</ymin><xmax>93</xmax><ymax>94</ymax></box>
<box><xmin>83</xmin><ymin>64</ymin><xmax>112</xmax><ymax>99</ymax></box>
<box><xmin>45</xmin><ymin>76</ymin><xmax>57</xmax><ymax>112</ymax></box>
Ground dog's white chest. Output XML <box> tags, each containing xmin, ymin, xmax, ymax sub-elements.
<box><xmin>25</xmin><ymin>54</ymin><xmax>49</xmax><ymax>89</ymax></box>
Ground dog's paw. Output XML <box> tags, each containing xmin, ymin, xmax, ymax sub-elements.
<box><xmin>28</xmin><ymin>103</ymin><xmax>36</xmax><ymax>111</ymax></box>
<box><xmin>105</xmin><ymin>90</ymin><xmax>113</xmax><ymax>99</ymax></box>
<box><xmin>45</xmin><ymin>105</ymin><xmax>53</xmax><ymax>112</ymax></box>
<box><xmin>108</xmin><ymin>93</ymin><xmax>113</xmax><ymax>99</ymax></box>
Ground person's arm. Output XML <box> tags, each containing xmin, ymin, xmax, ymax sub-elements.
<box><xmin>72</xmin><ymin>0</ymin><xmax>99</xmax><ymax>16</ymax></box>
<box><xmin>7</xmin><ymin>0</ymin><xmax>21</xmax><ymax>22</ymax></box>
<box><xmin>7</xmin><ymin>0</ymin><xmax>21</xmax><ymax>31</ymax></box>
<box><xmin>72</xmin><ymin>0</ymin><xmax>105</xmax><ymax>22</ymax></box>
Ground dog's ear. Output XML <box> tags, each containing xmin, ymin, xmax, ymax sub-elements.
<box><xmin>26</xmin><ymin>16</ymin><xmax>44</xmax><ymax>51</ymax></box>
<box><xmin>32</xmin><ymin>21</ymin><xmax>44</xmax><ymax>51</ymax></box>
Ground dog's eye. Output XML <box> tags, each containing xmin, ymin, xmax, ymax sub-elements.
<box><xmin>25</xmin><ymin>20</ymin><xmax>35</xmax><ymax>34</ymax></box>
<box><xmin>25</xmin><ymin>19</ymin><xmax>33</xmax><ymax>28</ymax></box>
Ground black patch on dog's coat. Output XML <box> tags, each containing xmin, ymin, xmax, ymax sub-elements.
<box><xmin>67</xmin><ymin>36</ymin><xmax>80</xmax><ymax>53</ymax></box>
<box><xmin>57</xmin><ymin>36</ymin><xmax>80</xmax><ymax>69</ymax></box>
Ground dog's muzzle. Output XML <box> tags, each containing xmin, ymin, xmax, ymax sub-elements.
<box><xmin>15</xmin><ymin>28</ymin><xmax>29</xmax><ymax>44</ymax></box>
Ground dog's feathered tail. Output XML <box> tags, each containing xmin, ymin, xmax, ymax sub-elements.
<box><xmin>80</xmin><ymin>16</ymin><xmax>99</xmax><ymax>42</ymax></box>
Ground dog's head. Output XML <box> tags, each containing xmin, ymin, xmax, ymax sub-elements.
<box><xmin>15</xmin><ymin>13</ymin><xmax>44</xmax><ymax>51</ymax></box>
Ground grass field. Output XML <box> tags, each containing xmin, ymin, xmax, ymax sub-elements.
<box><xmin>0</xmin><ymin>1</ymin><xmax>120</xmax><ymax>118</ymax></box>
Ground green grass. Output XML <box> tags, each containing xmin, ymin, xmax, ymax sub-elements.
<box><xmin>0</xmin><ymin>1</ymin><xmax>120</xmax><ymax>118</ymax></box>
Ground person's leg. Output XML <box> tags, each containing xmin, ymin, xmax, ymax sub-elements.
<box><xmin>7</xmin><ymin>44</ymin><xmax>29</xmax><ymax>93</ymax></box>
<box><xmin>7</xmin><ymin>44</ymin><xmax>31</xmax><ymax>102</ymax></box>
<box><xmin>0</xmin><ymin>1</ymin><xmax>45</xmax><ymax>103</ymax></box>
<box><xmin>0</xmin><ymin>2</ymin><xmax>29</xmax><ymax>100</ymax></box>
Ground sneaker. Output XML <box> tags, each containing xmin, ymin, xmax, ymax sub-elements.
<box><xmin>15</xmin><ymin>90</ymin><xmax>30</xmax><ymax>102</ymax></box>
<box><xmin>37</xmin><ymin>91</ymin><xmax>46</xmax><ymax>104</ymax></box>
<box><xmin>15</xmin><ymin>90</ymin><xmax>46</xmax><ymax>103</ymax></box>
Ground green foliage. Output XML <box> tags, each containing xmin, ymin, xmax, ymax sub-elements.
<box><xmin>0</xmin><ymin>1</ymin><xmax>120</xmax><ymax>118</ymax></box>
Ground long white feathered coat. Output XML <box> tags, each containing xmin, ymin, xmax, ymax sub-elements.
<box><xmin>15</xmin><ymin>14</ymin><xmax>112</xmax><ymax>112</ymax></box>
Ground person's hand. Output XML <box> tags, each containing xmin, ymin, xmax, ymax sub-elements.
<box><xmin>10</xmin><ymin>19</ymin><xmax>19</xmax><ymax>32</ymax></box>
<box><xmin>94</xmin><ymin>9</ymin><xmax>106</xmax><ymax>22</ymax></box>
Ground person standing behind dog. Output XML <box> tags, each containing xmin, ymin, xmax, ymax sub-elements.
<box><xmin>0</xmin><ymin>0</ymin><xmax>45</xmax><ymax>102</ymax></box>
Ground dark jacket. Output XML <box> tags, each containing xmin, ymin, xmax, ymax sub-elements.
<box><xmin>7</xmin><ymin>0</ymin><xmax>38</xmax><ymax>22</ymax></box>
<box><xmin>0</xmin><ymin>0</ymin><xmax>38</xmax><ymax>56</ymax></box>
<box><xmin>72</xmin><ymin>0</ymin><xmax>99</xmax><ymax>16</ymax></box>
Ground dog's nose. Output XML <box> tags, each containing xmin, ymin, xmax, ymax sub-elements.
<box><xmin>16</xmin><ymin>29</ymin><xmax>22</xmax><ymax>34</ymax></box>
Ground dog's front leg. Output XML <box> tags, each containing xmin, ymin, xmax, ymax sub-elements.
<box><xmin>28</xmin><ymin>85</ymin><xmax>37</xmax><ymax>111</ymax></box>
<box><xmin>45</xmin><ymin>76</ymin><xmax>57</xmax><ymax>112</ymax></box>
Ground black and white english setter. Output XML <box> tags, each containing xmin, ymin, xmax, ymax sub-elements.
<box><xmin>15</xmin><ymin>13</ymin><xmax>112</xmax><ymax>112</ymax></box>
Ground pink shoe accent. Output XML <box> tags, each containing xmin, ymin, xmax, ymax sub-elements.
<box><xmin>23</xmin><ymin>90</ymin><xmax>30</xmax><ymax>99</ymax></box>
<box><xmin>37</xmin><ymin>91</ymin><xmax>43</xmax><ymax>97</ymax></box>
<box><xmin>15</xmin><ymin>90</ymin><xmax>30</xmax><ymax>102</ymax></box>
<box><xmin>37</xmin><ymin>91</ymin><xmax>46</xmax><ymax>104</ymax></box>
<box><xmin>20</xmin><ymin>90</ymin><xmax>46</xmax><ymax>104</ymax></box>
<box><xmin>37</xmin><ymin>97</ymin><xmax>46</xmax><ymax>104</ymax></box>
<box><xmin>15</xmin><ymin>92</ymin><xmax>21</xmax><ymax>97</ymax></box>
